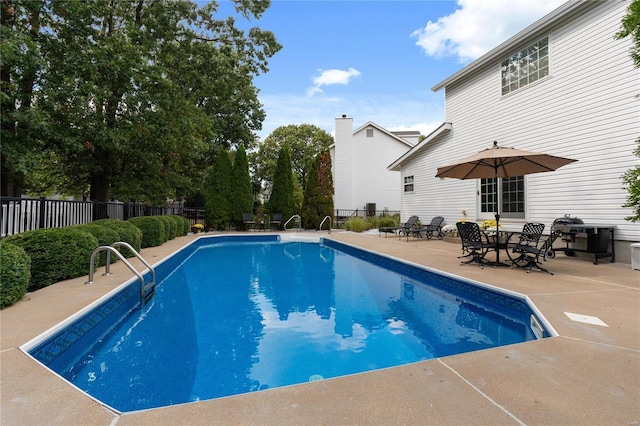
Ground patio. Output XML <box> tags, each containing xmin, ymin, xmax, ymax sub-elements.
<box><xmin>1</xmin><ymin>231</ymin><xmax>638</xmax><ymax>425</ymax></box>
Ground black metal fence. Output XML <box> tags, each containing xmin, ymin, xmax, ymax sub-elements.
<box><xmin>0</xmin><ymin>197</ymin><xmax>205</xmax><ymax>238</ymax></box>
<box><xmin>334</xmin><ymin>209</ymin><xmax>400</xmax><ymax>228</ymax></box>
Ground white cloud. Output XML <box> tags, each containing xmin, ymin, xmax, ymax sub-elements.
<box><xmin>411</xmin><ymin>0</ymin><xmax>566</xmax><ymax>62</ymax></box>
<box><xmin>306</xmin><ymin>67</ymin><xmax>361</xmax><ymax>96</ymax></box>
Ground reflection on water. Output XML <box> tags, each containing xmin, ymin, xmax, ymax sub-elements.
<box><xmin>60</xmin><ymin>240</ymin><xmax>531</xmax><ymax>412</ymax></box>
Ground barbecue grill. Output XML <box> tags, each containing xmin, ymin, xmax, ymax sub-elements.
<box><xmin>552</xmin><ymin>216</ymin><xmax>584</xmax><ymax>243</ymax></box>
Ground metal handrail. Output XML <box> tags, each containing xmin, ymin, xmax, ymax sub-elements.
<box><xmin>284</xmin><ymin>214</ymin><xmax>301</xmax><ymax>231</ymax></box>
<box><xmin>105</xmin><ymin>242</ymin><xmax>155</xmax><ymax>285</ymax></box>
<box><xmin>86</xmin><ymin>243</ymin><xmax>155</xmax><ymax>307</ymax></box>
<box><xmin>319</xmin><ymin>215</ymin><xmax>331</xmax><ymax>234</ymax></box>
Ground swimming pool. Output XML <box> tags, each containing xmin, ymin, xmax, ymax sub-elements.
<box><xmin>23</xmin><ymin>234</ymin><xmax>554</xmax><ymax>413</ymax></box>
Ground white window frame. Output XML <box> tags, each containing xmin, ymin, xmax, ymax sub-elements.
<box><xmin>478</xmin><ymin>176</ymin><xmax>525</xmax><ymax>219</ymax></box>
<box><xmin>501</xmin><ymin>36</ymin><xmax>550</xmax><ymax>96</ymax></box>
<box><xmin>404</xmin><ymin>175</ymin><xmax>414</xmax><ymax>193</ymax></box>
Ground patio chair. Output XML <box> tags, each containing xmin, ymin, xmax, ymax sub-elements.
<box><xmin>409</xmin><ymin>216</ymin><xmax>445</xmax><ymax>240</ymax></box>
<box><xmin>511</xmin><ymin>223</ymin><xmax>553</xmax><ymax>274</ymax></box>
<box><xmin>270</xmin><ymin>213</ymin><xmax>282</xmax><ymax>230</ymax></box>
<box><xmin>242</xmin><ymin>213</ymin><xmax>256</xmax><ymax>230</ymax></box>
<box><xmin>456</xmin><ymin>221</ymin><xmax>496</xmax><ymax>268</ymax></box>
<box><xmin>398</xmin><ymin>215</ymin><xmax>420</xmax><ymax>240</ymax></box>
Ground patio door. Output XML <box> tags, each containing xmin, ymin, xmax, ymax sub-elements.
<box><xmin>479</xmin><ymin>176</ymin><xmax>525</xmax><ymax>219</ymax></box>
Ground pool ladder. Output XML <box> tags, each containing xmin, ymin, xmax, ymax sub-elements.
<box><xmin>85</xmin><ymin>242</ymin><xmax>156</xmax><ymax>307</ymax></box>
<box><xmin>284</xmin><ymin>214</ymin><xmax>301</xmax><ymax>231</ymax></box>
<box><xmin>319</xmin><ymin>215</ymin><xmax>331</xmax><ymax>234</ymax></box>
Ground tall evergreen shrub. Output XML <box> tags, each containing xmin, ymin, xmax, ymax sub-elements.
<box><xmin>205</xmin><ymin>150</ymin><xmax>232</xmax><ymax>231</ymax></box>
<box><xmin>230</xmin><ymin>145</ymin><xmax>254</xmax><ymax>230</ymax></box>
<box><xmin>267</xmin><ymin>147</ymin><xmax>295</xmax><ymax>222</ymax></box>
<box><xmin>302</xmin><ymin>151</ymin><xmax>334</xmax><ymax>229</ymax></box>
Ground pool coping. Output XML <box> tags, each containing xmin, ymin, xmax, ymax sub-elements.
<box><xmin>1</xmin><ymin>231</ymin><xmax>639</xmax><ymax>425</ymax></box>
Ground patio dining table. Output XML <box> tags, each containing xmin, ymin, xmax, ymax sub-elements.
<box><xmin>481</xmin><ymin>229</ymin><xmax>519</xmax><ymax>267</ymax></box>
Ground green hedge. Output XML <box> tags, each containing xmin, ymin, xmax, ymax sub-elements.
<box><xmin>75</xmin><ymin>223</ymin><xmax>120</xmax><ymax>266</ymax></box>
<box><xmin>92</xmin><ymin>219</ymin><xmax>142</xmax><ymax>257</ymax></box>
<box><xmin>170</xmin><ymin>215</ymin><xmax>190</xmax><ymax>236</ymax></box>
<box><xmin>128</xmin><ymin>217</ymin><xmax>165</xmax><ymax>248</ymax></box>
<box><xmin>0</xmin><ymin>242</ymin><xmax>31</xmax><ymax>309</ymax></box>
<box><xmin>157</xmin><ymin>216</ymin><xmax>176</xmax><ymax>241</ymax></box>
<box><xmin>4</xmin><ymin>228</ymin><xmax>98</xmax><ymax>291</ymax></box>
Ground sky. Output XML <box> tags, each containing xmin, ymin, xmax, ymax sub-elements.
<box><xmin>218</xmin><ymin>0</ymin><xmax>567</xmax><ymax>140</ymax></box>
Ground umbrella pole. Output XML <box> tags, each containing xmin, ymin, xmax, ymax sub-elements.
<box><xmin>493</xmin><ymin>172</ymin><xmax>507</xmax><ymax>267</ymax></box>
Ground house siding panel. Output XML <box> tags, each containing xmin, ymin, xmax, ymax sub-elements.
<box><xmin>400</xmin><ymin>1</ymin><xmax>639</xmax><ymax>242</ymax></box>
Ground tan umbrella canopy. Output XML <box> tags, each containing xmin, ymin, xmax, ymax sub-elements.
<box><xmin>436</xmin><ymin>141</ymin><xmax>577</xmax><ymax>265</ymax></box>
<box><xmin>435</xmin><ymin>141</ymin><xmax>577</xmax><ymax>180</ymax></box>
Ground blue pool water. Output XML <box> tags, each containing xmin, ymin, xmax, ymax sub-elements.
<box><xmin>27</xmin><ymin>235</ymin><xmax>550</xmax><ymax>412</ymax></box>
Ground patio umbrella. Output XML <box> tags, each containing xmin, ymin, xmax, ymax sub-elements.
<box><xmin>435</xmin><ymin>141</ymin><xmax>577</xmax><ymax>264</ymax></box>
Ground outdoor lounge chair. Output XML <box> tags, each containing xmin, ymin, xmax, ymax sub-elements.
<box><xmin>270</xmin><ymin>213</ymin><xmax>282</xmax><ymax>230</ymax></box>
<box><xmin>510</xmin><ymin>223</ymin><xmax>553</xmax><ymax>274</ymax></box>
<box><xmin>408</xmin><ymin>216</ymin><xmax>445</xmax><ymax>241</ymax></box>
<box><xmin>398</xmin><ymin>215</ymin><xmax>420</xmax><ymax>240</ymax></box>
<box><xmin>242</xmin><ymin>213</ymin><xmax>256</xmax><ymax>230</ymax></box>
<box><xmin>456</xmin><ymin>221</ymin><xmax>496</xmax><ymax>268</ymax></box>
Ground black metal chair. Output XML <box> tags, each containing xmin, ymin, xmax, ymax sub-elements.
<box><xmin>242</xmin><ymin>213</ymin><xmax>256</xmax><ymax>230</ymax></box>
<box><xmin>456</xmin><ymin>221</ymin><xmax>496</xmax><ymax>268</ymax></box>
<box><xmin>270</xmin><ymin>213</ymin><xmax>282</xmax><ymax>230</ymax></box>
<box><xmin>407</xmin><ymin>216</ymin><xmax>445</xmax><ymax>241</ymax></box>
<box><xmin>510</xmin><ymin>223</ymin><xmax>553</xmax><ymax>274</ymax></box>
<box><xmin>398</xmin><ymin>215</ymin><xmax>419</xmax><ymax>240</ymax></box>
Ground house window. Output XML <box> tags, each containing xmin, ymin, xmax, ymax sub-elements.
<box><xmin>501</xmin><ymin>36</ymin><xmax>549</xmax><ymax>95</ymax></box>
<box><xmin>366</xmin><ymin>128</ymin><xmax>374</xmax><ymax>137</ymax></box>
<box><xmin>404</xmin><ymin>176</ymin><xmax>414</xmax><ymax>192</ymax></box>
<box><xmin>481</xmin><ymin>176</ymin><xmax>525</xmax><ymax>218</ymax></box>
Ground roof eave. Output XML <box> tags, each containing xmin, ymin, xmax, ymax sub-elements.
<box><xmin>387</xmin><ymin>122</ymin><xmax>453</xmax><ymax>171</ymax></box>
<box><xmin>431</xmin><ymin>0</ymin><xmax>596</xmax><ymax>92</ymax></box>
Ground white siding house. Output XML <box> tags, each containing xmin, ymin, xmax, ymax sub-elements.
<box><xmin>389</xmin><ymin>0</ymin><xmax>639</xmax><ymax>261</ymax></box>
<box><xmin>331</xmin><ymin>115</ymin><xmax>416</xmax><ymax>213</ymax></box>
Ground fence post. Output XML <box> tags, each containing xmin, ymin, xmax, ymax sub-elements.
<box><xmin>38</xmin><ymin>197</ymin><xmax>46</xmax><ymax>229</ymax></box>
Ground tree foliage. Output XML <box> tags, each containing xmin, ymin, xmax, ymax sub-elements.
<box><xmin>616</xmin><ymin>0</ymin><xmax>640</xmax><ymax>68</ymax></box>
<box><xmin>205</xmin><ymin>150</ymin><xmax>232</xmax><ymax>230</ymax></box>
<box><xmin>617</xmin><ymin>0</ymin><xmax>640</xmax><ymax>222</ymax></box>
<box><xmin>251</xmin><ymin>124</ymin><xmax>333</xmax><ymax>194</ymax></box>
<box><xmin>266</xmin><ymin>147</ymin><xmax>294</xmax><ymax>220</ymax></box>
<box><xmin>230</xmin><ymin>145</ymin><xmax>254</xmax><ymax>229</ymax></box>
<box><xmin>302</xmin><ymin>151</ymin><xmax>334</xmax><ymax>229</ymax></box>
<box><xmin>1</xmin><ymin>0</ymin><xmax>281</xmax><ymax>201</ymax></box>
<box><xmin>621</xmin><ymin>138</ymin><xmax>640</xmax><ymax>222</ymax></box>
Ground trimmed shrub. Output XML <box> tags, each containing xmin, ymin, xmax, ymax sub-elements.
<box><xmin>345</xmin><ymin>217</ymin><xmax>371</xmax><ymax>232</ymax></box>
<box><xmin>92</xmin><ymin>219</ymin><xmax>142</xmax><ymax>257</ymax></box>
<box><xmin>0</xmin><ymin>242</ymin><xmax>31</xmax><ymax>308</ymax></box>
<box><xmin>157</xmin><ymin>216</ymin><xmax>176</xmax><ymax>240</ymax></box>
<box><xmin>4</xmin><ymin>228</ymin><xmax>98</xmax><ymax>291</ymax></box>
<box><xmin>378</xmin><ymin>216</ymin><xmax>399</xmax><ymax>228</ymax></box>
<box><xmin>75</xmin><ymin>223</ymin><xmax>120</xmax><ymax>266</ymax></box>
<box><xmin>128</xmin><ymin>217</ymin><xmax>165</xmax><ymax>248</ymax></box>
<box><xmin>170</xmin><ymin>215</ymin><xmax>190</xmax><ymax>236</ymax></box>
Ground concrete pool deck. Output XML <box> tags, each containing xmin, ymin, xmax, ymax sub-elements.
<box><xmin>1</xmin><ymin>231</ymin><xmax>638</xmax><ymax>425</ymax></box>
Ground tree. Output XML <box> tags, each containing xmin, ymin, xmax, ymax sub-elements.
<box><xmin>230</xmin><ymin>145</ymin><xmax>254</xmax><ymax>229</ymax></box>
<box><xmin>2</xmin><ymin>0</ymin><xmax>281</xmax><ymax>201</ymax></box>
<box><xmin>0</xmin><ymin>1</ymin><xmax>50</xmax><ymax>196</ymax></box>
<box><xmin>205</xmin><ymin>150</ymin><xmax>232</xmax><ymax>231</ymax></box>
<box><xmin>251</xmin><ymin>124</ymin><xmax>333</xmax><ymax>194</ymax></box>
<box><xmin>266</xmin><ymin>147</ymin><xmax>294</xmax><ymax>221</ymax></box>
<box><xmin>302</xmin><ymin>151</ymin><xmax>334</xmax><ymax>229</ymax></box>
<box><xmin>617</xmin><ymin>0</ymin><xmax>640</xmax><ymax>222</ymax></box>
<box><xmin>616</xmin><ymin>0</ymin><xmax>640</xmax><ymax>67</ymax></box>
